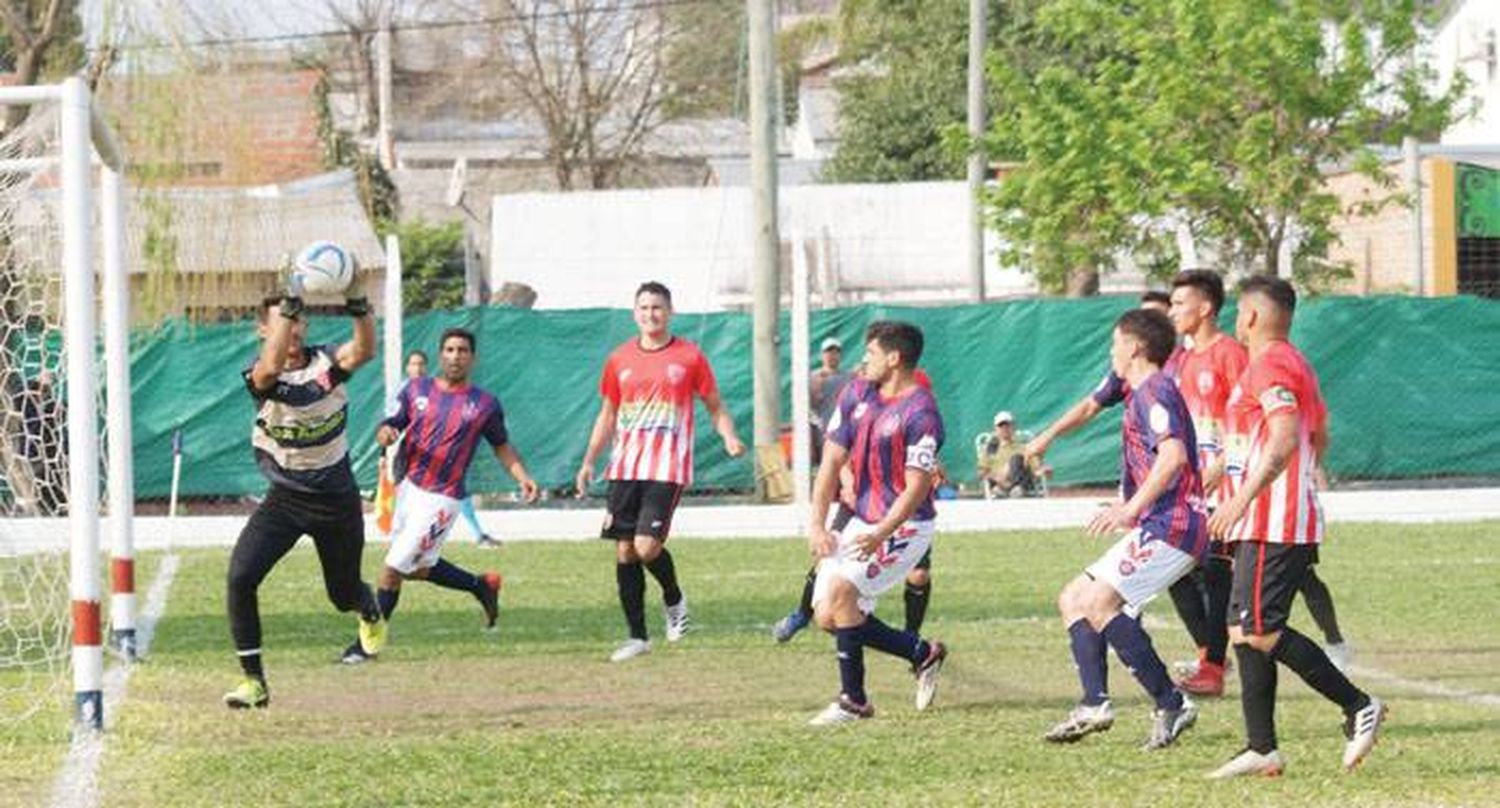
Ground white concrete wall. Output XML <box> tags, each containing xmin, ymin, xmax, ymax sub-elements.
<box><xmin>1435</xmin><ymin>1</ymin><xmax>1500</xmax><ymax>145</ymax></box>
<box><xmin>489</xmin><ymin>182</ymin><xmax>1046</xmax><ymax>311</ymax></box>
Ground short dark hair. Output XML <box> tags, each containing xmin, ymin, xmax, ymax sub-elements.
<box><xmin>439</xmin><ymin>328</ymin><xmax>476</xmax><ymax>352</ymax></box>
<box><xmin>1239</xmin><ymin>274</ymin><xmax>1296</xmax><ymax>316</ymax></box>
<box><xmin>865</xmin><ymin>320</ymin><xmax>924</xmax><ymax>368</ymax></box>
<box><xmin>406</xmin><ymin>349</ymin><xmax>428</xmax><ymax>363</ymax></box>
<box><xmin>635</xmin><ymin>281</ymin><xmax>672</xmax><ymax>306</ymax></box>
<box><xmin>1171</xmin><ymin>269</ymin><xmax>1226</xmax><ymax>314</ymax></box>
<box><xmin>1115</xmin><ymin>308</ymin><xmax>1176</xmax><ymax>367</ymax></box>
<box><xmin>1139</xmin><ymin>290</ymin><xmax>1171</xmax><ymax>308</ymax></box>
<box><xmin>257</xmin><ymin>295</ymin><xmax>287</xmax><ymax>322</ymax></box>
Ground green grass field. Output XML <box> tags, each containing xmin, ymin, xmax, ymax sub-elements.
<box><xmin>6</xmin><ymin>521</ymin><xmax>1500</xmax><ymax>806</ymax></box>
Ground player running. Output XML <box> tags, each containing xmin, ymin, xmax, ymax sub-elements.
<box><xmin>341</xmin><ymin>328</ymin><xmax>539</xmax><ymax>664</ymax></box>
<box><xmin>772</xmin><ymin>367</ymin><xmax>937</xmax><ymax>644</ymax></box>
<box><xmin>575</xmin><ymin>282</ymin><xmax>745</xmax><ymax>662</ymax></box>
<box><xmin>805</xmin><ymin>321</ymin><xmax>948</xmax><ymax>726</ymax></box>
<box><xmin>1044</xmin><ymin>309</ymin><xmax>1206</xmax><ymax>749</ymax></box>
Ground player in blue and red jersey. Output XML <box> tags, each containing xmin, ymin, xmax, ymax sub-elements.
<box><xmin>1044</xmin><ymin>308</ymin><xmax>1207</xmax><ymax>750</ymax></box>
<box><xmin>805</xmin><ymin>321</ymin><xmax>949</xmax><ymax>726</ymax></box>
<box><xmin>341</xmin><ymin>328</ymin><xmax>540</xmax><ymax>664</ymax></box>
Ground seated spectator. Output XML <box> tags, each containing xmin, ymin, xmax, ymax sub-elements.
<box><xmin>976</xmin><ymin>411</ymin><xmax>1045</xmax><ymax>498</ymax></box>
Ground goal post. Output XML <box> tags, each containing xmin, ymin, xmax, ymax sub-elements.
<box><xmin>0</xmin><ymin>76</ymin><xmax>133</xmax><ymax>733</ymax></box>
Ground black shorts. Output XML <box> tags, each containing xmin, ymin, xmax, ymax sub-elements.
<box><xmin>1208</xmin><ymin>539</ymin><xmax>1233</xmax><ymax>562</ymax></box>
<box><xmin>601</xmin><ymin>480</ymin><xmax>684</xmax><ymax>541</ymax></box>
<box><xmin>1229</xmin><ymin>541</ymin><xmax>1316</xmax><ymax>636</ymax></box>
<box><xmin>832</xmin><ymin>504</ymin><xmax>931</xmax><ymax>570</ymax></box>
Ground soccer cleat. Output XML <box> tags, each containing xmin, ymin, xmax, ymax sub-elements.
<box><xmin>1143</xmin><ymin>694</ymin><xmax>1199</xmax><ymax>750</ymax></box>
<box><xmin>339</xmin><ymin>641</ymin><xmax>371</xmax><ymax>665</ymax></box>
<box><xmin>1177</xmin><ymin>660</ymin><xmax>1226</xmax><ymax>697</ymax></box>
<box><xmin>1172</xmin><ymin>658</ymin><xmax>1201</xmax><ymax>678</ymax></box>
<box><xmin>1207</xmin><ymin>748</ymin><xmax>1286</xmax><ymax>779</ymax></box>
<box><xmin>477</xmin><ymin>571</ymin><xmax>502</xmax><ymax>630</ymax></box>
<box><xmin>1342</xmin><ymin>696</ymin><xmax>1387</xmax><ymax>772</ymax></box>
<box><xmin>665</xmin><ymin>599</ymin><xmax>691</xmax><ymax>643</ymax></box>
<box><xmin>358</xmin><ymin>613</ymin><xmax>387</xmax><ymax>657</ymax></box>
<box><xmin>223</xmin><ymin>677</ymin><xmax>269</xmax><ymax>710</ymax></box>
<box><xmin>476</xmin><ymin>534</ymin><xmax>503</xmax><ymax>550</ymax></box>
<box><xmin>808</xmin><ymin>695</ymin><xmax>875</xmax><ymax>726</ymax></box>
<box><xmin>609</xmin><ymin>638</ymin><xmax>652</xmax><ymax>662</ymax></box>
<box><xmin>1044</xmin><ymin>700</ymin><xmax>1115</xmax><ymax>743</ymax></box>
<box><xmin>772</xmin><ymin>610</ymin><xmax>811</xmax><ymax>643</ymax></box>
<box><xmin>914</xmin><ymin>641</ymin><xmax>947</xmax><ymax>711</ymax></box>
<box><xmin>1325</xmin><ymin>641</ymin><xmax>1354</xmax><ymax>673</ymax></box>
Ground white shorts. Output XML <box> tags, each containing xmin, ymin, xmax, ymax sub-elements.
<box><xmin>812</xmin><ymin>517</ymin><xmax>935</xmax><ymax>615</ymax></box>
<box><xmin>385</xmin><ymin>479</ymin><xmax>461</xmax><ymax>574</ymax></box>
<box><xmin>1084</xmin><ymin>528</ymin><xmax>1198</xmax><ymax>611</ymax></box>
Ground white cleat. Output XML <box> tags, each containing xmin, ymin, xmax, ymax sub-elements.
<box><xmin>665</xmin><ymin>599</ymin><xmax>691</xmax><ymax>643</ymax></box>
<box><xmin>1044</xmin><ymin>700</ymin><xmax>1115</xmax><ymax>743</ymax></box>
<box><xmin>808</xmin><ymin>696</ymin><xmax>874</xmax><ymax>726</ymax></box>
<box><xmin>914</xmin><ymin>641</ymin><xmax>947</xmax><ymax>711</ymax></box>
<box><xmin>1325</xmin><ymin>641</ymin><xmax>1354</xmax><ymax>673</ymax></box>
<box><xmin>1207</xmin><ymin>748</ymin><xmax>1286</xmax><ymax>779</ymax></box>
<box><xmin>609</xmin><ymin>638</ymin><xmax>652</xmax><ymax>663</ymax></box>
<box><xmin>1342</xmin><ymin>696</ymin><xmax>1387</xmax><ymax>772</ymax></box>
<box><xmin>1143</xmin><ymin>694</ymin><xmax>1198</xmax><ymax>750</ymax></box>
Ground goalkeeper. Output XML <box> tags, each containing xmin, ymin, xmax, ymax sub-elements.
<box><xmin>223</xmin><ymin>255</ymin><xmax>385</xmax><ymax>709</ymax></box>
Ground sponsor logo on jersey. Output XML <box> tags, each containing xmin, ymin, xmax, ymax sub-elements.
<box><xmin>1149</xmin><ymin>403</ymin><xmax>1171</xmax><ymax>436</ymax></box>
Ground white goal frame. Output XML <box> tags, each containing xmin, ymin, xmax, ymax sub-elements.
<box><xmin>0</xmin><ymin>78</ymin><xmax>134</xmax><ymax>731</ymax></box>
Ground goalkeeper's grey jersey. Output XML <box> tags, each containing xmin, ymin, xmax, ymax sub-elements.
<box><xmin>242</xmin><ymin>343</ymin><xmax>356</xmax><ymax>493</ymax></box>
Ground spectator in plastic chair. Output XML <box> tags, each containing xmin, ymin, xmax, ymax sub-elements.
<box><xmin>976</xmin><ymin>411</ymin><xmax>1044</xmax><ymax>498</ymax></box>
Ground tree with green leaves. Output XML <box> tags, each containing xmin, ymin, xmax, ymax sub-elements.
<box><xmin>383</xmin><ymin>218</ymin><xmax>465</xmax><ymax>313</ymax></box>
<box><xmin>986</xmin><ymin>0</ymin><xmax>1466</xmax><ymax>293</ymax></box>
<box><xmin>821</xmin><ymin>0</ymin><xmax>1011</xmax><ymax>183</ymax></box>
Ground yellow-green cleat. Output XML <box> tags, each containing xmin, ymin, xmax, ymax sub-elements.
<box><xmin>223</xmin><ymin>677</ymin><xmax>269</xmax><ymax>710</ymax></box>
<box><xmin>358</xmin><ymin>614</ymin><xmax>387</xmax><ymax>656</ymax></box>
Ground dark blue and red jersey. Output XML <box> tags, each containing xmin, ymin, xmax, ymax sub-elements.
<box><xmin>1121</xmin><ymin>372</ymin><xmax>1207</xmax><ymax>557</ymax></box>
<box><xmin>384</xmin><ymin>376</ymin><xmax>508</xmax><ymax>499</ymax></box>
<box><xmin>827</xmin><ymin>377</ymin><xmax>945</xmax><ymax>525</ymax></box>
<box><xmin>1091</xmin><ymin>370</ymin><xmax>1129</xmax><ymax>409</ymax></box>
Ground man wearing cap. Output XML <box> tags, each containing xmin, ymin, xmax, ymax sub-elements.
<box><xmin>978</xmin><ymin>411</ymin><xmax>1041</xmax><ymax>498</ymax></box>
<box><xmin>809</xmin><ymin>337</ymin><xmax>852</xmax><ymax>465</ymax></box>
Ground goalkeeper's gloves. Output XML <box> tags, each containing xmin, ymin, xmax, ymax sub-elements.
<box><xmin>278</xmin><ymin>253</ymin><xmax>305</xmax><ymax>320</ymax></box>
<box><xmin>343</xmin><ymin>255</ymin><xmax>370</xmax><ymax>317</ymax></box>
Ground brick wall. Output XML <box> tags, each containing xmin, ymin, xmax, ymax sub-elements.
<box><xmin>1324</xmin><ymin>161</ymin><xmax>1437</xmax><ymax>295</ymax></box>
<box><xmin>107</xmin><ymin>70</ymin><xmax>325</xmax><ymax>187</ymax></box>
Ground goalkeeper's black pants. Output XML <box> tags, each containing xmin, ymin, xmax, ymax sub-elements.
<box><xmin>227</xmin><ymin>485</ymin><xmax>377</xmax><ymax>658</ymax></box>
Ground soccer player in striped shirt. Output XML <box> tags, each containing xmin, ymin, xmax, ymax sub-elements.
<box><xmin>1166</xmin><ymin>270</ymin><xmax>1248</xmax><ymax>696</ymax></box>
<box><xmin>1206</xmin><ymin>275</ymin><xmax>1384</xmax><ymax>778</ymax></box>
<box><xmin>806</xmin><ymin>321</ymin><xmax>948</xmax><ymax>726</ymax></box>
<box><xmin>1044</xmin><ymin>309</ymin><xmax>1205</xmax><ymax>749</ymax></box>
<box><xmin>224</xmin><ymin>273</ymin><xmax>384</xmax><ymax>710</ymax></box>
<box><xmin>575</xmin><ymin>282</ymin><xmax>745</xmax><ymax>662</ymax></box>
<box><xmin>340</xmin><ymin>328</ymin><xmax>539</xmax><ymax>664</ymax></box>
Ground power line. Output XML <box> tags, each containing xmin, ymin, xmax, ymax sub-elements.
<box><xmin>90</xmin><ymin>0</ymin><xmax>724</xmax><ymax>53</ymax></box>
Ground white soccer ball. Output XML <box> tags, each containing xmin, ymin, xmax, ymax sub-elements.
<box><xmin>293</xmin><ymin>240</ymin><xmax>355</xmax><ymax>295</ymax></box>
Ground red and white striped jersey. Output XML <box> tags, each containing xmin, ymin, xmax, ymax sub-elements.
<box><xmin>1171</xmin><ymin>334</ymin><xmax>1249</xmax><ymax>506</ymax></box>
<box><xmin>1223</xmin><ymin>340</ymin><xmax>1327</xmax><ymax>544</ymax></box>
<box><xmin>599</xmin><ymin>337</ymin><xmax>718</xmax><ymax>486</ymax></box>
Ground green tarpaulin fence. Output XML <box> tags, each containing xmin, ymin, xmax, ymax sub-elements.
<box><xmin>125</xmin><ymin>295</ymin><xmax>1500</xmax><ymax>498</ymax></box>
